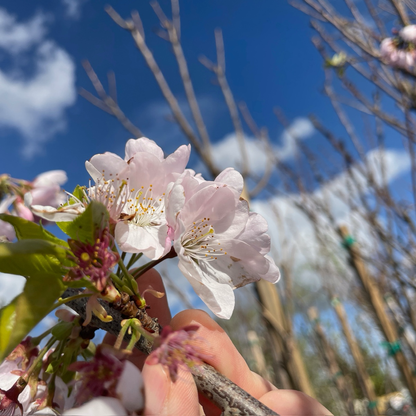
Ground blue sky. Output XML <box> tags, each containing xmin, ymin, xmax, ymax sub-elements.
<box><xmin>0</xmin><ymin>0</ymin><xmax>327</xmax><ymax>187</ymax></box>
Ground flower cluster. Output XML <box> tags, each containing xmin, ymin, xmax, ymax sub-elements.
<box><xmin>0</xmin><ymin>340</ymin><xmax>144</xmax><ymax>416</ymax></box>
<box><xmin>0</xmin><ymin>170</ymin><xmax>67</xmax><ymax>241</ymax></box>
<box><xmin>147</xmin><ymin>325</ymin><xmax>209</xmax><ymax>382</ymax></box>
<box><xmin>68</xmin><ymin>345</ymin><xmax>143</xmax><ymax>413</ymax></box>
<box><xmin>380</xmin><ymin>25</ymin><xmax>416</xmax><ymax>70</ymax></box>
<box><xmin>32</xmin><ymin>137</ymin><xmax>280</xmax><ymax>319</ymax></box>
<box><xmin>66</xmin><ymin>227</ymin><xmax>119</xmax><ymax>291</ymax></box>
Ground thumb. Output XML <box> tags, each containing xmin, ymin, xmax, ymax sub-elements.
<box><xmin>142</xmin><ymin>362</ymin><xmax>201</xmax><ymax>416</ymax></box>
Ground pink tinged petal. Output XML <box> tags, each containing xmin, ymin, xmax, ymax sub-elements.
<box><xmin>115</xmin><ymin>222</ymin><xmax>169</xmax><ymax>259</ymax></box>
<box><xmin>126</xmin><ymin>153</ymin><xmax>168</xmax><ymax>195</ymax></box>
<box><xmin>400</xmin><ymin>25</ymin><xmax>416</xmax><ymax>43</ymax></box>
<box><xmin>179</xmin><ymin>186</ymin><xmax>237</xmax><ymax>232</ymax></box>
<box><xmin>50</xmin><ymin>377</ymin><xmax>69</xmax><ymax>412</ymax></box>
<box><xmin>85</xmin><ymin>152</ymin><xmax>127</xmax><ymax>182</ymax></box>
<box><xmin>165</xmin><ymin>183</ymin><xmax>186</xmax><ymax>228</ymax></box>
<box><xmin>237</xmin><ymin>212</ymin><xmax>271</xmax><ymax>255</ymax></box>
<box><xmin>218</xmin><ymin>239</ymin><xmax>271</xmax><ymax>278</ymax></box>
<box><xmin>63</xmin><ymin>397</ymin><xmax>128</xmax><ymax>416</ymax></box>
<box><xmin>164</xmin><ymin>144</ymin><xmax>191</xmax><ymax>173</ymax></box>
<box><xmin>16</xmin><ymin>202</ymin><xmax>34</xmax><ymax>222</ymax></box>
<box><xmin>215</xmin><ymin>168</ymin><xmax>244</xmax><ymax>194</ymax></box>
<box><xmin>124</xmin><ymin>137</ymin><xmax>164</xmax><ymax>161</ymax></box>
<box><xmin>30</xmin><ymin>185</ymin><xmax>62</xmax><ymax>207</ymax></box>
<box><xmin>262</xmin><ymin>255</ymin><xmax>281</xmax><ymax>283</ymax></box>
<box><xmin>0</xmin><ymin>220</ymin><xmax>16</xmax><ymax>241</ymax></box>
<box><xmin>30</xmin><ymin>204</ymin><xmax>85</xmax><ymax>222</ymax></box>
<box><xmin>0</xmin><ymin>362</ymin><xmax>20</xmax><ymax>391</ymax></box>
<box><xmin>33</xmin><ymin>170</ymin><xmax>67</xmax><ymax>187</ymax></box>
<box><xmin>178</xmin><ymin>255</ymin><xmax>235</xmax><ymax>319</ymax></box>
<box><xmin>116</xmin><ymin>361</ymin><xmax>144</xmax><ymax>412</ymax></box>
<box><xmin>16</xmin><ymin>384</ymin><xmax>33</xmax><ymax>413</ymax></box>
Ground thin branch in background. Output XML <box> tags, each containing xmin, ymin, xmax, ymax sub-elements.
<box><xmin>388</xmin><ymin>0</ymin><xmax>411</xmax><ymax>24</ymax></box>
<box><xmin>238</xmin><ymin>102</ymin><xmax>275</xmax><ymax>197</ymax></box>
<box><xmin>107</xmin><ymin>71</ymin><xmax>118</xmax><ymax>104</ymax></box>
<box><xmin>150</xmin><ymin>1</ymin><xmax>214</xmax><ymax>166</ymax></box>
<box><xmin>80</xmin><ymin>60</ymin><xmax>143</xmax><ymax>138</ymax></box>
<box><xmin>199</xmin><ymin>29</ymin><xmax>249</xmax><ymax>177</ymax></box>
<box><xmin>171</xmin><ymin>0</ymin><xmax>181</xmax><ymax>40</ymax></box>
<box><xmin>105</xmin><ymin>5</ymin><xmax>220</xmax><ymax>177</ymax></box>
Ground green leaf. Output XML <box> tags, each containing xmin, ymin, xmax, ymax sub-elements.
<box><xmin>0</xmin><ymin>239</ymin><xmax>66</xmax><ymax>276</ymax></box>
<box><xmin>71</xmin><ymin>185</ymin><xmax>86</xmax><ymax>202</ymax></box>
<box><xmin>0</xmin><ymin>214</ymin><xmax>68</xmax><ymax>248</ymax></box>
<box><xmin>0</xmin><ymin>272</ymin><xmax>65</xmax><ymax>361</ymax></box>
<box><xmin>57</xmin><ymin>185</ymin><xmax>87</xmax><ymax>235</ymax></box>
<box><xmin>61</xmin><ymin>201</ymin><xmax>109</xmax><ymax>244</ymax></box>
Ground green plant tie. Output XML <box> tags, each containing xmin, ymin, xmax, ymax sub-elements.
<box><xmin>342</xmin><ymin>235</ymin><xmax>356</xmax><ymax>249</ymax></box>
<box><xmin>368</xmin><ymin>400</ymin><xmax>378</xmax><ymax>409</ymax></box>
<box><xmin>331</xmin><ymin>297</ymin><xmax>341</xmax><ymax>307</ymax></box>
<box><xmin>332</xmin><ymin>370</ymin><xmax>343</xmax><ymax>380</ymax></box>
<box><xmin>380</xmin><ymin>340</ymin><xmax>401</xmax><ymax>356</ymax></box>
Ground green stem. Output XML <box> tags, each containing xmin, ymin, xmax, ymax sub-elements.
<box><xmin>110</xmin><ymin>272</ymin><xmax>125</xmax><ymax>289</ymax></box>
<box><xmin>26</xmin><ymin>336</ymin><xmax>57</xmax><ymax>377</ymax></box>
<box><xmin>126</xmin><ymin>253</ymin><xmax>143</xmax><ymax>270</ymax></box>
<box><xmin>132</xmin><ymin>247</ymin><xmax>177</xmax><ymax>279</ymax></box>
<box><xmin>51</xmin><ymin>293</ymin><xmax>93</xmax><ymax>312</ymax></box>
<box><xmin>31</xmin><ymin>327</ymin><xmax>54</xmax><ymax>346</ymax></box>
<box><xmin>114</xmin><ymin>321</ymin><xmax>130</xmax><ymax>350</ymax></box>
<box><xmin>118</xmin><ymin>258</ymin><xmax>133</xmax><ymax>281</ymax></box>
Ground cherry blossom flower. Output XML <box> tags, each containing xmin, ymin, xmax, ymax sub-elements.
<box><xmin>147</xmin><ymin>325</ymin><xmax>209</xmax><ymax>381</ymax></box>
<box><xmin>400</xmin><ymin>25</ymin><xmax>416</xmax><ymax>43</ymax></box>
<box><xmin>31</xmin><ymin>138</ymin><xmax>190</xmax><ymax>259</ymax></box>
<box><xmin>0</xmin><ymin>339</ymin><xmax>43</xmax><ymax>415</ymax></box>
<box><xmin>166</xmin><ymin>169</ymin><xmax>280</xmax><ymax>319</ymax></box>
<box><xmin>380</xmin><ymin>37</ymin><xmax>416</xmax><ymax>70</ymax></box>
<box><xmin>29</xmin><ymin>170</ymin><xmax>67</xmax><ymax>211</ymax></box>
<box><xmin>111</xmin><ymin>138</ymin><xmax>190</xmax><ymax>259</ymax></box>
<box><xmin>68</xmin><ymin>345</ymin><xmax>143</xmax><ymax>413</ymax></box>
<box><xmin>66</xmin><ymin>227</ymin><xmax>119</xmax><ymax>291</ymax></box>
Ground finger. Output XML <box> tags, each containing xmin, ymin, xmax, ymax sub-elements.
<box><xmin>142</xmin><ymin>362</ymin><xmax>202</xmax><ymax>416</ymax></box>
<box><xmin>103</xmin><ymin>268</ymin><xmax>171</xmax><ymax>369</ymax></box>
<box><xmin>260</xmin><ymin>390</ymin><xmax>333</xmax><ymax>416</ymax></box>
<box><xmin>170</xmin><ymin>309</ymin><xmax>277</xmax><ymax>415</ymax></box>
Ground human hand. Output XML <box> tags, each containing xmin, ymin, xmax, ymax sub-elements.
<box><xmin>103</xmin><ymin>269</ymin><xmax>333</xmax><ymax>416</ymax></box>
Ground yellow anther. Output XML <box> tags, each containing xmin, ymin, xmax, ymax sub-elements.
<box><xmin>80</xmin><ymin>252</ymin><xmax>90</xmax><ymax>262</ymax></box>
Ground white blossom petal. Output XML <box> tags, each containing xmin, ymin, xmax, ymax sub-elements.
<box><xmin>124</xmin><ymin>137</ymin><xmax>164</xmax><ymax>161</ymax></box>
<box><xmin>31</xmin><ymin>203</ymin><xmax>85</xmax><ymax>222</ymax></box>
<box><xmin>116</xmin><ymin>361</ymin><xmax>144</xmax><ymax>412</ymax></box>
<box><xmin>63</xmin><ymin>397</ymin><xmax>127</xmax><ymax>416</ymax></box>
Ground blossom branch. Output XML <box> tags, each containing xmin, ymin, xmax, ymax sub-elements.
<box><xmin>62</xmin><ymin>288</ymin><xmax>279</xmax><ymax>415</ymax></box>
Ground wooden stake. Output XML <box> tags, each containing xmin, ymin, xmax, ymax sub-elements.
<box><xmin>308</xmin><ymin>307</ymin><xmax>356</xmax><ymax>415</ymax></box>
<box><xmin>339</xmin><ymin>225</ymin><xmax>416</xmax><ymax>403</ymax></box>
<box><xmin>257</xmin><ymin>280</ymin><xmax>315</xmax><ymax>397</ymax></box>
<box><xmin>331</xmin><ymin>296</ymin><xmax>379</xmax><ymax>415</ymax></box>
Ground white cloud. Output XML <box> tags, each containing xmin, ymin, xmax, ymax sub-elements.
<box><xmin>276</xmin><ymin>117</ymin><xmax>315</xmax><ymax>160</ymax></box>
<box><xmin>0</xmin><ymin>9</ymin><xmax>47</xmax><ymax>54</ymax></box>
<box><xmin>209</xmin><ymin>133</ymin><xmax>268</xmax><ymax>175</ymax></box>
<box><xmin>251</xmin><ymin>148</ymin><xmax>411</xmax><ymax>294</ymax></box>
<box><xmin>206</xmin><ymin>117</ymin><xmax>315</xmax><ymax>175</ymax></box>
<box><xmin>61</xmin><ymin>0</ymin><xmax>87</xmax><ymax>20</ymax></box>
<box><xmin>0</xmin><ymin>9</ymin><xmax>76</xmax><ymax>157</ymax></box>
